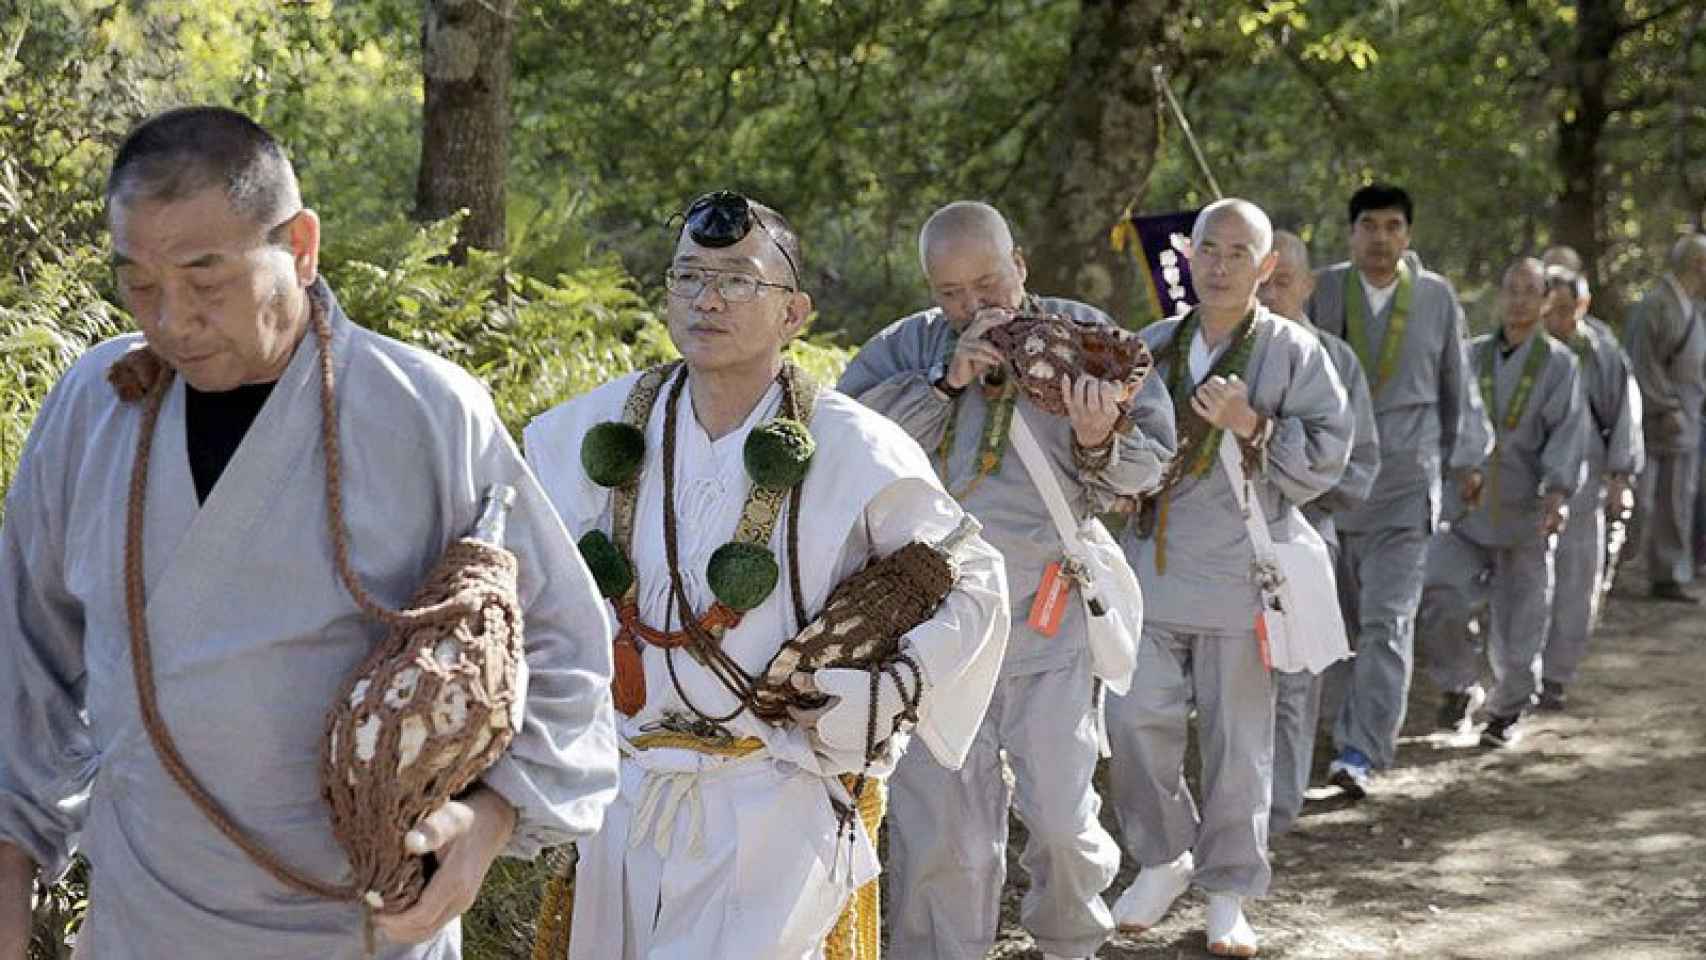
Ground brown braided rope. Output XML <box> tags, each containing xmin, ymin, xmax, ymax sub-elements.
<box><xmin>118</xmin><ymin>288</ymin><xmax>524</xmax><ymax>911</ymax></box>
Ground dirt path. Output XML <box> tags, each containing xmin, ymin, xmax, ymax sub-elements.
<box><xmin>988</xmin><ymin>560</ymin><xmax>1706</xmax><ymax>959</ymax></box>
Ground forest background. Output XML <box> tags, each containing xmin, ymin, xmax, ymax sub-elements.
<box><xmin>3</xmin><ymin>0</ymin><xmax>1702</xmax><ymax>956</ymax></box>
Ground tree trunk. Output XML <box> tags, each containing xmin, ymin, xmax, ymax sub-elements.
<box><xmin>1019</xmin><ymin>0</ymin><xmax>1175</xmax><ymax>327</ymax></box>
<box><xmin>415</xmin><ymin>0</ymin><xmax>515</xmax><ymax>261</ymax></box>
<box><xmin>1552</xmin><ymin>0</ymin><xmax>1617</xmax><ymax>320</ymax></box>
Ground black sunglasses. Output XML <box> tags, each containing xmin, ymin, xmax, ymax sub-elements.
<box><xmin>682</xmin><ymin>190</ymin><xmax>800</xmax><ymax>291</ymax></box>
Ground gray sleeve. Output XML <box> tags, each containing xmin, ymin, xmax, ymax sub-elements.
<box><xmin>837</xmin><ymin>327</ymin><xmax>954</xmax><ymax>451</ymax></box>
<box><xmin>476</xmin><ymin>425</ymin><xmax>620</xmax><ymax>858</ymax></box>
<box><xmin>1260</xmin><ymin>334</ymin><xmax>1354</xmax><ymax>507</ymax></box>
<box><xmin>1080</xmin><ymin>370</ymin><xmax>1177</xmax><ymax>507</ymax></box>
<box><xmin>1539</xmin><ymin>356</ymin><xmax>1588</xmax><ymax>497</ymax></box>
<box><xmin>1603</xmin><ymin>344</ymin><xmax>1645</xmax><ymax>477</ymax></box>
<box><xmin>1313</xmin><ymin>348</ymin><xmax>1381</xmax><ymax>514</ymax></box>
<box><xmin>1623</xmin><ymin>294</ymin><xmax>1683</xmax><ymax>423</ymax></box>
<box><xmin>0</xmin><ymin>397</ymin><xmax>93</xmax><ymax>878</ymax></box>
<box><xmin>1440</xmin><ymin>284</ymin><xmax>1494</xmax><ymax>472</ymax></box>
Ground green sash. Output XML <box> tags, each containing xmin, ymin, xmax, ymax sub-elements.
<box><xmin>1344</xmin><ymin>260</ymin><xmax>1413</xmax><ymax>395</ymax></box>
<box><xmin>1479</xmin><ymin>332</ymin><xmax>1551</xmax><ymax>433</ymax></box>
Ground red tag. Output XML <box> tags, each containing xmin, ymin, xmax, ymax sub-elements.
<box><xmin>1029</xmin><ymin>562</ymin><xmax>1072</xmax><ymax>637</ymax></box>
<box><xmin>1254</xmin><ymin>613</ymin><xmax>1274</xmax><ymax>673</ymax></box>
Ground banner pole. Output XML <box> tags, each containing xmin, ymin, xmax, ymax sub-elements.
<box><xmin>1151</xmin><ymin>65</ymin><xmax>1224</xmax><ymax>201</ymax></box>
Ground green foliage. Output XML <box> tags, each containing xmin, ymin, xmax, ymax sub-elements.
<box><xmin>324</xmin><ymin>211</ymin><xmax>680</xmax><ymax>437</ymax></box>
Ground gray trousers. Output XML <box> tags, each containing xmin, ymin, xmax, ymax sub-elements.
<box><xmin>1543</xmin><ymin>482</ymin><xmax>1606</xmax><ymax>687</ymax></box>
<box><xmin>1641</xmin><ymin>448</ymin><xmax>1699</xmax><ymax>585</ymax></box>
<box><xmin>887</xmin><ymin>653</ymin><xmax>1118</xmax><ymax>959</ymax></box>
<box><xmin>1331</xmin><ymin>523</ymin><xmax>1431</xmax><ymax>769</ymax></box>
<box><xmin>1418</xmin><ymin>528</ymin><xmax>1556</xmax><ymax>719</ymax></box>
<box><xmin>1106</xmin><ymin>624</ymin><xmax>1276</xmax><ymax>897</ymax></box>
<box><xmin>1270</xmin><ymin>669</ymin><xmax>1321</xmax><ymax>835</ymax></box>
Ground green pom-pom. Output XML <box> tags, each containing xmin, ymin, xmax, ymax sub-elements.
<box><xmin>706</xmin><ymin>542</ymin><xmax>779</xmax><ymax>612</ymax></box>
<box><xmin>578</xmin><ymin>530</ymin><xmax>633</xmax><ymax>599</ymax></box>
<box><xmin>581</xmin><ymin>421</ymin><xmax>646</xmax><ymax>488</ymax></box>
<box><xmin>744</xmin><ymin>418</ymin><xmax>815</xmax><ymax>490</ymax></box>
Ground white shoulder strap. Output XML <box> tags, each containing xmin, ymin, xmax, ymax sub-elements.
<box><xmin>1008</xmin><ymin>405</ymin><xmax>1080</xmax><ymax>543</ymax></box>
<box><xmin>1218</xmin><ymin>431</ymin><xmax>1279</xmax><ymax>563</ymax></box>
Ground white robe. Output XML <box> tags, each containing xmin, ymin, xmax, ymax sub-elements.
<box><xmin>525</xmin><ymin>368</ymin><xmax>1009</xmax><ymax>960</ymax></box>
<box><xmin>0</xmin><ymin>286</ymin><xmax>620</xmax><ymax>959</ymax></box>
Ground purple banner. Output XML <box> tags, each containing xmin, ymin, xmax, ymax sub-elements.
<box><xmin>1128</xmin><ymin>209</ymin><xmax>1200</xmax><ymax>324</ymax></box>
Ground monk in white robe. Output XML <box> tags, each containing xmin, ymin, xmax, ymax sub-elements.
<box><xmin>0</xmin><ymin>108</ymin><xmax>618</xmax><ymax>960</ymax></box>
<box><xmin>525</xmin><ymin>192</ymin><xmax>1009</xmax><ymax>960</ymax></box>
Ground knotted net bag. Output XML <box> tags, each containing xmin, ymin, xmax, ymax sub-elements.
<box><xmin>750</xmin><ymin>515</ymin><xmax>980</xmax><ymax>720</ymax></box>
<box><xmin>322</xmin><ymin>539</ymin><xmax>525</xmax><ymax>911</ymax></box>
<box><xmin>986</xmin><ymin>311</ymin><xmax>1154</xmax><ymax>416</ymax></box>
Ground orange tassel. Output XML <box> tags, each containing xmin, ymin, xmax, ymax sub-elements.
<box><xmin>612</xmin><ymin>632</ymin><xmax>646</xmax><ymax>716</ymax></box>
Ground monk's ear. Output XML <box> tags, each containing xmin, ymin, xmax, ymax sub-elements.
<box><xmin>1255</xmin><ymin>250</ymin><xmax>1279</xmax><ymax>284</ymax></box>
<box><xmin>286</xmin><ymin>209</ymin><xmax>322</xmax><ymax>287</ymax></box>
<box><xmin>783</xmin><ymin>291</ymin><xmax>813</xmax><ymax>337</ymax></box>
<box><xmin>1011</xmin><ymin>246</ymin><xmax>1028</xmax><ymax>285</ymax></box>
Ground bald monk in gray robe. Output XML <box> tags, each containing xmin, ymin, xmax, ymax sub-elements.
<box><xmin>1418</xmin><ymin>258</ymin><xmax>1585</xmax><ymax>748</ymax></box>
<box><xmin>1538</xmin><ymin>266</ymin><xmax>1642</xmax><ymax>710</ymax></box>
<box><xmin>839</xmin><ymin>201</ymin><xmax>1175</xmax><ymax>960</ymax></box>
<box><xmin>1107</xmin><ymin>200</ymin><xmax>1351</xmax><ymax>959</ymax></box>
<box><xmin>1257</xmin><ymin>232</ymin><xmax>1380</xmax><ymax>835</ymax></box>
<box><xmin>1305</xmin><ymin>183</ymin><xmax>1492</xmax><ymax>796</ymax></box>
<box><xmin>1623</xmin><ymin>235</ymin><xmax>1706</xmax><ymax>601</ymax></box>
<box><xmin>0</xmin><ymin>108</ymin><xmax>618</xmax><ymax>960</ymax></box>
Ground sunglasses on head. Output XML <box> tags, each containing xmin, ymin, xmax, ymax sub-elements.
<box><xmin>682</xmin><ymin>190</ymin><xmax>800</xmax><ymax>291</ymax></box>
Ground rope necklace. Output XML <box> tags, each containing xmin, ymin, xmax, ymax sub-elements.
<box><xmin>658</xmin><ymin>365</ymin><xmax>812</xmax><ymax>725</ymax></box>
<box><xmin>1143</xmin><ymin>307</ymin><xmax>1260</xmax><ymax>575</ymax></box>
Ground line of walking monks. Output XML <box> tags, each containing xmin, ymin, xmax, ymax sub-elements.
<box><xmin>2</xmin><ymin>106</ymin><xmax>1704</xmax><ymax>960</ymax></box>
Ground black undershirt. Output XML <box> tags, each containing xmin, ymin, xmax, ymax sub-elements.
<box><xmin>185</xmin><ymin>382</ymin><xmax>276</xmax><ymax>503</ymax></box>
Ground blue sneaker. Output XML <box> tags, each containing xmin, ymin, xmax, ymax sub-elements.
<box><xmin>1327</xmin><ymin>747</ymin><xmax>1373</xmax><ymax>800</ymax></box>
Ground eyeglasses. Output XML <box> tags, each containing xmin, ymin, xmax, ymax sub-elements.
<box><xmin>664</xmin><ymin>267</ymin><xmax>794</xmax><ymax>303</ymax></box>
<box><xmin>681</xmin><ymin>190</ymin><xmax>800</xmax><ymax>290</ymax></box>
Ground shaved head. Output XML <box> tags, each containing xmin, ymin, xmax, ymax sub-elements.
<box><xmin>917</xmin><ymin>200</ymin><xmax>1028</xmax><ymax>329</ymax></box>
<box><xmin>1541</xmin><ymin>244</ymin><xmax>1583</xmax><ymax>273</ymax></box>
<box><xmin>1191</xmin><ymin>199</ymin><xmax>1274</xmax><ymax>260</ymax></box>
<box><xmin>1505</xmin><ymin>256</ymin><xmax>1546</xmax><ymax>286</ymax></box>
<box><xmin>918</xmin><ymin>201</ymin><xmax>1016</xmax><ymax>270</ymax></box>
<box><xmin>1670</xmin><ymin>233</ymin><xmax>1706</xmax><ymax>271</ymax></box>
<box><xmin>1674</xmin><ymin>233</ymin><xmax>1706</xmax><ymax>296</ymax></box>
<box><xmin>1272</xmin><ymin>230</ymin><xmax>1310</xmax><ymax>273</ymax></box>
<box><xmin>1258</xmin><ymin>230</ymin><xmax>1314</xmax><ymax>322</ymax></box>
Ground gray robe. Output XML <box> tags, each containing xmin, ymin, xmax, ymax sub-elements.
<box><xmin>1108</xmin><ymin>306</ymin><xmax>1351</xmax><ymax>898</ymax></box>
<box><xmin>838</xmin><ymin>296</ymin><xmax>1175</xmax><ymax>958</ymax></box>
<box><xmin>1275</xmin><ymin>324</ymin><xmax>1379</xmax><ymax>835</ymax></box>
<box><xmin>1543</xmin><ymin>322</ymin><xmax>1643</xmax><ymax>687</ymax></box>
<box><xmin>838</xmin><ymin>296</ymin><xmax>1176</xmax><ymax>677</ymax></box>
<box><xmin>1310</xmin><ymin>261</ymin><xmax>1494</xmax><ymax>771</ymax></box>
<box><xmin>0</xmin><ymin>286</ymin><xmax>619</xmax><ymax>959</ymax></box>
<box><xmin>1420</xmin><ymin>330</ymin><xmax>1584</xmax><ymax>720</ymax></box>
<box><xmin>1307</xmin><ymin>261</ymin><xmax>1492</xmax><ymax>532</ymax></box>
<box><xmin>1446</xmin><ymin>332</ymin><xmax>1587</xmax><ymax>546</ymax></box>
<box><xmin>1624</xmin><ymin>277</ymin><xmax>1705</xmax><ymax>585</ymax></box>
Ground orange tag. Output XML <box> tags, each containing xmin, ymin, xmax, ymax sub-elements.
<box><xmin>1254</xmin><ymin>613</ymin><xmax>1274</xmax><ymax>672</ymax></box>
<box><xmin>1029</xmin><ymin>562</ymin><xmax>1073</xmax><ymax>637</ymax></box>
